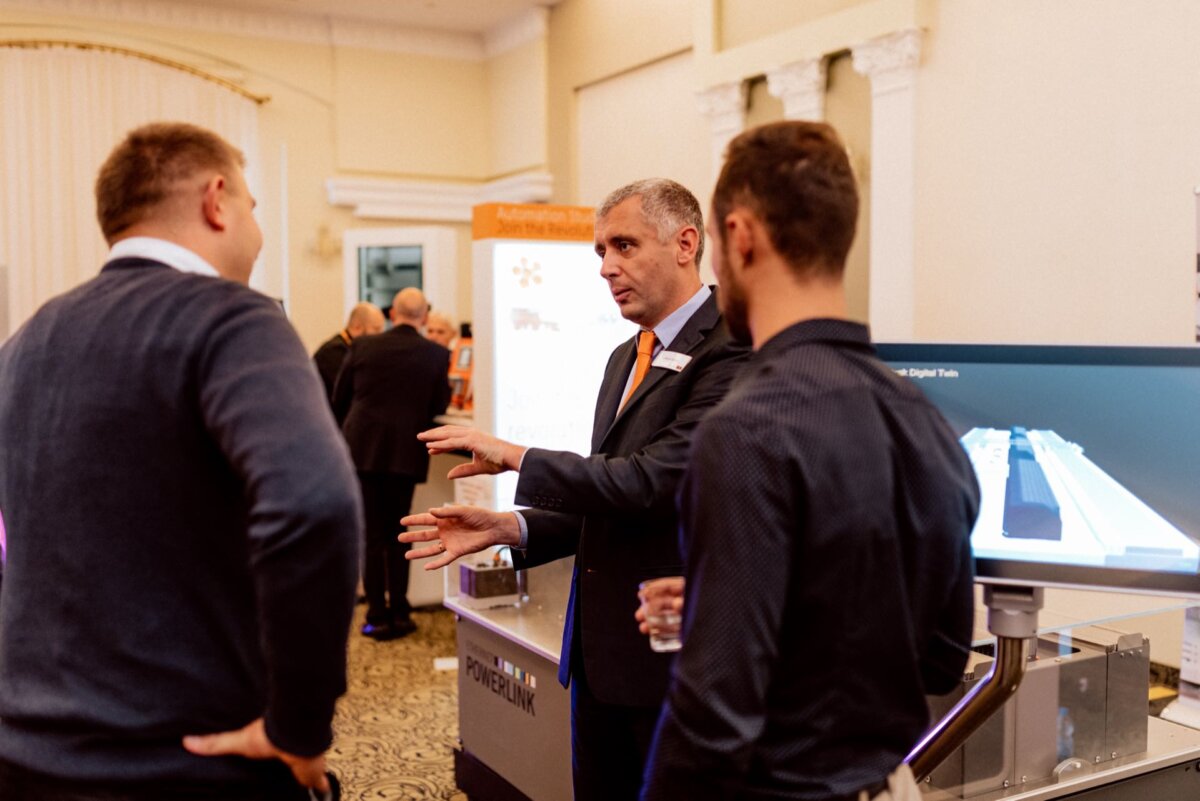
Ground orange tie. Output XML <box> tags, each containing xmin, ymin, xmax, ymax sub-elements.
<box><xmin>621</xmin><ymin>330</ymin><xmax>656</xmax><ymax>408</ymax></box>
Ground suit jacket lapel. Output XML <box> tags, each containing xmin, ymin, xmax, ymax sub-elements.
<box><xmin>600</xmin><ymin>291</ymin><xmax>721</xmax><ymax>442</ymax></box>
<box><xmin>592</xmin><ymin>336</ymin><xmax>637</xmax><ymax>452</ymax></box>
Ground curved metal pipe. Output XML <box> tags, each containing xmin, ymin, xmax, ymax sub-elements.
<box><xmin>905</xmin><ymin>635</ymin><xmax>1029</xmax><ymax>782</ymax></box>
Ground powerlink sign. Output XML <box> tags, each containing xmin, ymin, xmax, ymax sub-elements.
<box><xmin>463</xmin><ymin>640</ymin><xmax>537</xmax><ymax>717</ymax></box>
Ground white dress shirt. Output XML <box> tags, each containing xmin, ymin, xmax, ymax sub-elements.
<box><xmin>108</xmin><ymin>237</ymin><xmax>220</xmax><ymax>278</ymax></box>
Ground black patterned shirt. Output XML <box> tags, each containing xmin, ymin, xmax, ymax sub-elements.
<box><xmin>643</xmin><ymin>319</ymin><xmax>980</xmax><ymax>801</ymax></box>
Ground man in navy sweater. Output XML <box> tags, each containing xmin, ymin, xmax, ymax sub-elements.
<box><xmin>0</xmin><ymin>122</ymin><xmax>361</xmax><ymax>800</ymax></box>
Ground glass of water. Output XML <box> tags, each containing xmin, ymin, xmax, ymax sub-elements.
<box><xmin>637</xmin><ymin>577</ymin><xmax>685</xmax><ymax>652</ymax></box>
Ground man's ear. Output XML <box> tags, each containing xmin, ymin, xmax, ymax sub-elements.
<box><xmin>201</xmin><ymin>175</ymin><xmax>228</xmax><ymax>232</ymax></box>
<box><xmin>725</xmin><ymin>209</ymin><xmax>755</xmax><ymax>267</ymax></box>
<box><xmin>675</xmin><ymin>225</ymin><xmax>700</xmax><ymax>267</ymax></box>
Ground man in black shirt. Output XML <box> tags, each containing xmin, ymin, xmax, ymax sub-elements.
<box><xmin>640</xmin><ymin>121</ymin><xmax>980</xmax><ymax>801</ymax></box>
<box><xmin>313</xmin><ymin>302</ymin><xmax>385</xmax><ymax>402</ymax></box>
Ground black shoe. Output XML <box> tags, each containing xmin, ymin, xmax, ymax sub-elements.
<box><xmin>361</xmin><ymin>618</ymin><xmax>416</xmax><ymax>642</ymax></box>
<box><xmin>361</xmin><ymin>621</ymin><xmax>393</xmax><ymax>640</ymax></box>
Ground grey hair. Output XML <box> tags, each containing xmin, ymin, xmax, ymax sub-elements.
<box><xmin>597</xmin><ymin>178</ymin><xmax>705</xmax><ymax>267</ymax></box>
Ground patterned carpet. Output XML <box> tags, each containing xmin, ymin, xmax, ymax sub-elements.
<box><xmin>328</xmin><ymin>607</ymin><xmax>467</xmax><ymax>801</ymax></box>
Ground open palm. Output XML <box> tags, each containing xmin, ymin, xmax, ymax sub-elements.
<box><xmin>400</xmin><ymin>505</ymin><xmax>519</xmax><ymax>570</ymax></box>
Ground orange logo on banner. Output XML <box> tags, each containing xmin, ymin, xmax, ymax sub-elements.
<box><xmin>472</xmin><ymin>203</ymin><xmax>595</xmax><ymax>242</ymax></box>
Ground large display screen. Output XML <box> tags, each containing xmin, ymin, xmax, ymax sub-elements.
<box><xmin>876</xmin><ymin>343</ymin><xmax>1200</xmax><ymax>597</ymax></box>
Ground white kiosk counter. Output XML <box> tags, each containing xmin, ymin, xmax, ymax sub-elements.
<box><xmin>446</xmin><ymin>558</ymin><xmax>574</xmax><ymax>801</ymax></box>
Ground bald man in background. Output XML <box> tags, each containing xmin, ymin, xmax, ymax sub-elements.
<box><xmin>332</xmin><ymin>288</ymin><xmax>451</xmax><ymax>640</ymax></box>
<box><xmin>313</xmin><ymin>302</ymin><xmax>385</xmax><ymax>403</ymax></box>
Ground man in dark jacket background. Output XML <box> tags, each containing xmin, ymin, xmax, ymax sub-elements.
<box><xmin>313</xmin><ymin>302</ymin><xmax>385</xmax><ymax>403</ymax></box>
<box><xmin>334</xmin><ymin>287</ymin><xmax>451</xmax><ymax>640</ymax></box>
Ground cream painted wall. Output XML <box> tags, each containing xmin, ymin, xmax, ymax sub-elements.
<box><xmin>487</xmin><ymin>38</ymin><xmax>548</xmax><ymax>177</ymax></box>
<box><xmin>744</xmin><ymin>75</ymin><xmax>782</xmax><ymax>129</ymax></box>
<box><xmin>914</xmin><ymin>1</ymin><xmax>1200</xmax><ymax>344</ymax></box>
<box><xmin>576</xmin><ymin>52</ymin><xmax>712</xmax><ymax>207</ymax></box>
<box><xmin>824</xmin><ymin>52</ymin><xmax>872</xmax><ymax>326</ymax></box>
<box><xmin>547</xmin><ymin>0</ymin><xmax>693</xmax><ymax>204</ymax></box>
<box><xmin>333</xmin><ymin>48</ymin><xmax>489</xmax><ymax>179</ymax></box>
<box><xmin>718</xmin><ymin>0</ymin><xmax>869</xmax><ymax>51</ymax></box>
<box><xmin>576</xmin><ymin>52</ymin><xmax>714</xmax><ymax>280</ymax></box>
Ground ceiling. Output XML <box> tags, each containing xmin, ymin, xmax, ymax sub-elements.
<box><xmin>174</xmin><ymin>0</ymin><xmax>558</xmax><ymax>34</ymax></box>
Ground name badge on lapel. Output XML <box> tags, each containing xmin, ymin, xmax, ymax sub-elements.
<box><xmin>652</xmin><ymin>351</ymin><xmax>692</xmax><ymax>373</ymax></box>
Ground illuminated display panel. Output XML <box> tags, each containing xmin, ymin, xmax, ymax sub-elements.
<box><xmin>877</xmin><ymin>343</ymin><xmax>1200</xmax><ymax>597</ymax></box>
<box><xmin>477</xmin><ymin>239</ymin><xmax>629</xmax><ymax>510</ymax></box>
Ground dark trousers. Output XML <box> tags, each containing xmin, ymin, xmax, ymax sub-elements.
<box><xmin>570</xmin><ymin>663</ymin><xmax>661</xmax><ymax>801</ymax></box>
<box><xmin>357</xmin><ymin>472</ymin><xmax>417</xmax><ymax>626</ymax></box>
<box><xmin>0</xmin><ymin>756</ymin><xmax>310</xmax><ymax>801</ymax></box>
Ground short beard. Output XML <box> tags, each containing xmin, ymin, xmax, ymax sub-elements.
<box><xmin>717</xmin><ymin>241</ymin><xmax>752</xmax><ymax>346</ymax></box>
<box><xmin>718</xmin><ymin>275</ymin><xmax>752</xmax><ymax>346</ymax></box>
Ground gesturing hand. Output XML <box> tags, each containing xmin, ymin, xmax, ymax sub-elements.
<box><xmin>400</xmin><ymin>505</ymin><xmax>523</xmax><ymax>570</ymax></box>
<box><xmin>183</xmin><ymin>717</ymin><xmax>329</xmax><ymax>793</ymax></box>
<box><xmin>417</xmin><ymin>426</ymin><xmax>526</xmax><ymax>479</ymax></box>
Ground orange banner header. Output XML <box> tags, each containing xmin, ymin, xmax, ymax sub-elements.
<box><xmin>472</xmin><ymin>203</ymin><xmax>595</xmax><ymax>242</ymax></box>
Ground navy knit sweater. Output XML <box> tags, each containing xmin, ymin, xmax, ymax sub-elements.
<box><xmin>0</xmin><ymin>259</ymin><xmax>362</xmax><ymax>783</ymax></box>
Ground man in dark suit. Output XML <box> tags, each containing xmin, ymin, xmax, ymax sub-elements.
<box><xmin>401</xmin><ymin>179</ymin><xmax>748</xmax><ymax>800</ymax></box>
<box><xmin>333</xmin><ymin>287</ymin><xmax>451</xmax><ymax>641</ymax></box>
<box><xmin>639</xmin><ymin>122</ymin><xmax>980</xmax><ymax>801</ymax></box>
<box><xmin>0</xmin><ymin>122</ymin><xmax>360</xmax><ymax>799</ymax></box>
<box><xmin>312</xmin><ymin>302</ymin><xmax>385</xmax><ymax>402</ymax></box>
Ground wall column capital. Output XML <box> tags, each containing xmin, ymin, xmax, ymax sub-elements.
<box><xmin>851</xmin><ymin>28</ymin><xmax>922</xmax><ymax>95</ymax></box>
<box><xmin>695</xmin><ymin>80</ymin><xmax>748</xmax><ymax>177</ymax></box>
<box><xmin>765</xmin><ymin>57</ymin><xmax>826</xmax><ymax>121</ymax></box>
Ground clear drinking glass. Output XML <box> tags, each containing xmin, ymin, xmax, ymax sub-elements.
<box><xmin>637</xmin><ymin>577</ymin><xmax>684</xmax><ymax>652</ymax></box>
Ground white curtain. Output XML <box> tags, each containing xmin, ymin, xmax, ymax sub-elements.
<box><xmin>0</xmin><ymin>45</ymin><xmax>260</xmax><ymax>339</ymax></box>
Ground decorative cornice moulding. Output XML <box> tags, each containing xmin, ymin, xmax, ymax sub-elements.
<box><xmin>484</xmin><ymin>7</ymin><xmax>548</xmax><ymax>59</ymax></box>
<box><xmin>326</xmin><ymin>172</ymin><xmax>554</xmax><ymax>223</ymax></box>
<box><xmin>696</xmin><ymin>81</ymin><xmax>748</xmax><ymax>175</ymax></box>
<box><xmin>1</xmin><ymin>0</ymin><xmax>488</xmax><ymax>60</ymax></box>
<box><xmin>330</xmin><ymin>18</ymin><xmax>482</xmax><ymax>60</ymax></box>
<box><xmin>695</xmin><ymin>81</ymin><xmax>747</xmax><ymax>120</ymax></box>
<box><xmin>851</xmin><ymin>28</ymin><xmax>923</xmax><ymax>78</ymax></box>
<box><xmin>766</xmin><ymin>58</ymin><xmax>824</xmax><ymax>100</ymax></box>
